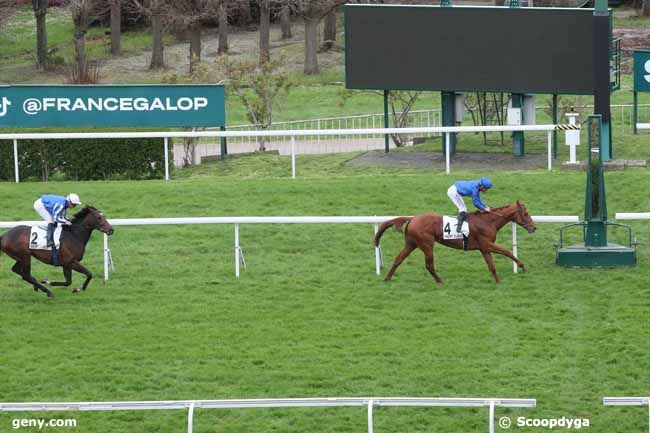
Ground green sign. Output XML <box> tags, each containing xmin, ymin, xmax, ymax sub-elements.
<box><xmin>633</xmin><ymin>50</ymin><xmax>650</xmax><ymax>92</ymax></box>
<box><xmin>0</xmin><ymin>85</ymin><xmax>225</xmax><ymax>128</ymax></box>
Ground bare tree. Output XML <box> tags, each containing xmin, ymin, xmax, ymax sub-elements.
<box><xmin>126</xmin><ymin>0</ymin><xmax>167</xmax><ymax>69</ymax></box>
<box><xmin>321</xmin><ymin>8</ymin><xmax>336</xmax><ymax>52</ymax></box>
<box><xmin>110</xmin><ymin>0</ymin><xmax>121</xmax><ymax>55</ymax></box>
<box><xmin>69</xmin><ymin>0</ymin><xmax>104</xmax><ymax>80</ymax></box>
<box><xmin>217</xmin><ymin>1</ymin><xmax>229</xmax><ymax>54</ymax></box>
<box><xmin>32</xmin><ymin>0</ymin><xmax>49</xmax><ymax>69</ymax></box>
<box><xmin>280</xmin><ymin>0</ymin><xmax>292</xmax><ymax>39</ymax></box>
<box><xmin>296</xmin><ymin>0</ymin><xmax>345</xmax><ymax>74</ymax></box>
<box><xmin>643</xmin><ymin>0</ymin><xmax>650</xmax><ymax>16</ymax></box>
<box><xmin>259</xmin><ymin>0</ymin><xmax>270</xmax><ymax>64</ymax></box>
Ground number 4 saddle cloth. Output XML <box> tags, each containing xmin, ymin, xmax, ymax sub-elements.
<box><xmin>29</xmin><ymin>225</ymin><xmax>62</xmax><ymax>251</ymax></box>
<box><xmin>442</xmin><ymin>215</ymin><xmax>470</xmax><ymax>240</ymax></box>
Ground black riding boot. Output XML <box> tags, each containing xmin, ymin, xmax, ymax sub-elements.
<box><xmin>46</xmin><ymin>223</ymin><xmax>56</xmax><ymax>247</ymax></box>
<box><xmin>456</xmin><ymin>212</ymin><xmax>467</xmax><ymax>233</ymax></box>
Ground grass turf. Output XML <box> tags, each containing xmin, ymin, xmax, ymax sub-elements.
<box><xmin>1</xmin><ymin>164</ymin><xmax>649</xmax><ymax>433</ymax></box>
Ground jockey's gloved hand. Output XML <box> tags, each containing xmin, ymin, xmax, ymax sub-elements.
<box><xmin>484</xmin><ymin>207</ymin><xmax>491</xmax><ymax>212</ymax></box>
<box><xmin>64</xmin><ymin>220</ymin><xmax>72</xmax><ymax>226</ymax></box>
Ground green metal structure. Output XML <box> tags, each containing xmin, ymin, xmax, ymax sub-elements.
<box><xmin>555</xmin><ymin>116</ymin><xmax>636</xmax><ymax>267</ymax></box>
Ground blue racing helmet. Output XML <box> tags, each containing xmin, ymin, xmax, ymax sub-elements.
<box><xmin>479</xmin><ymin>177</ymin><xmax>493</xmax><ymax>189</ymax></box>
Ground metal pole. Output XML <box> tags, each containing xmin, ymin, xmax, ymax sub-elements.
<box><xmin>552</xmin><ymin>94</ymin><xmax>558</xmax><ymax>158</ymax></box>
<box><xmin>384</xmin><ymin>90</ymin><xmax>390</xmax><ymax>153</ymax></box>
<box><xmin>488</xmin><ymin>400</ymin><xmax>495</xmax><ymax>433</ymax></box>
<box><xmin>634</xmin><ymin>91</ymin><xmax>638</xmax><ymax>135</ymax></box>
<box><xmin>164</xmin><ymin>137</ymin><xmax>170</xmax><ymax>181</ymax></box>
<box><xmin>374</xmin><ymin>224</ymin><xmax>381</xmax><ymax>276</ymax></box>
<box><xmin>13</xmin><ymin>139</ymin><xmax>19</xmax><ymax>183</ymax></box>
<box><xmin>445</xmin><ymin>132</ymin><xmax>451</xmax><ymax>175</ymax></box>
<box><xmin>547</xmin><ymin>131</ymin><xmax>552</xmax><ymax>171</ymax></box>
<box><xmin>512</xmin><ymin>222</ymin><xmax>518</xmax><ymax>274</ymax></box>
<box><xmin>367</xmin><ymin>399</ymin><xmax>374</xmax><ymax>433</ymax></box>
<box><xmin>235</xmin><ymin>224</ymin><xmax>240</xmax><ymax>278</ymax></box>
<box><xmin>187</xmin><ymin>403</ymin><xmax>195</xmax><ymax>433</ymax></box>
<box><xmin>291</xmin><ymin>136</ymin><xmax>296</xmax><ymax>179</ymax></box>
<box><xmin>104</xmin><ymin>233</ymin><xmax>109</xmax><ymax>281</ymax></box>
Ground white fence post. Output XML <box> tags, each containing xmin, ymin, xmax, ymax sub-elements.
<box><xmin>488</xmin><ymin>400</ymin><xmax>495</xmax><ymax>433</ymax></box>
<box><xmin>374</xmin><ymin>224</ymin><xmax>381</xmax><ymax>276</ymax></box>
<box><xmin>187</xmin><ymin>402</ymin><xmax>195</xmax><ymax>433</ymax></box>
<box><xmin>235</xmin><ymin>223</ymin><xmax>240</xmax><ymax>278</ymax></box>
<box><xmin>164</xmin><ymin>137</ymin><xmax>170</xmax><ymax>181</ymax></box>
<box><xmin>104</xmin><ymin>233</ymin><xmax>109</xmax><ymax>282</ymax></box>
<box><xmin>291</xmin><ymin>136</ymin><xmax>296</xmax><ymax>179</ymax></box>
<box><xmin>13</xmin><ymin>139</ymin><xmax>19</xmax><ymax>183</ymax></box>
<box><xmin>547</xmin><ymin>131</ymin><xmax>552</xmax><ymax>171</ymax></box>
<box><xmin>445</xmin><ymin>132</ymin><xmax>451</xmax><ymax>175</ymax></box>
<box><xmin>367</xmin><ymin>399</ymin><xmax>374</xmax><ymax>433</ymax></box>
<box><xmin>512</xmin><ymin>222</ymin><xmax>518</xmax><ymax>274</ymax></box>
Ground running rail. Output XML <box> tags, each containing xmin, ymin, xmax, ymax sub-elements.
<box><xmin>0</xmin><ymin>397</ymin><xmax>537</xmax><ymax>433</ymax></box>
<box><xmin>0</xmin><ymin>215</ymin><xmax>579</xmax><ymax>280</ymax></box>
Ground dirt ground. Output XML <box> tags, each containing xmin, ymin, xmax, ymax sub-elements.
<box><xmin>345</xmin><ymin>151</ymin><xmax>550</xmax><ymax>170</ymax></box>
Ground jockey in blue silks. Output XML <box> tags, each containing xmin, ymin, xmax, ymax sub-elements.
<box><xmin>33</xmin><ymin>193</ymin><xmax>82</xmax><ymax>247</ymax></box>
<box><xmin>447</xmin><ymin>177</ymin><xmax>493</xmax><ymax>233</ymax></box>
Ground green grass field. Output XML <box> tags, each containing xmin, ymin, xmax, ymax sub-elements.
<box><xmin>1</xmin><ymin>161</ymin><xmax>650</xmax><ymax>433</ymax></box>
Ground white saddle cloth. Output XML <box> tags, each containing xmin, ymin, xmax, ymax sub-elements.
<box><xmin>29</xmin><ymin>225</ymin><xmax>62</xmax><ymax>250</ymax></box>
<box><xmin>442</xmin><ymin>215</ymin><xmax>470</xmax><ymax>240</ymax></box>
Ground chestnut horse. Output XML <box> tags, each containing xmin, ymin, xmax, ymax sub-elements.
<box><xmin>0</xmin><ymin>206</ymin><xmax>114</xmax><ymax>297</ymax></box>
<box><xmin>374</xmin><ymin>201</ymin><xmax>536</xmax><ymax>283</ymax></box>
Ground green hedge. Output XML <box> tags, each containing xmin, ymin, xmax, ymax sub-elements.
<box><xmin>0</xmin><ymin>138</ymin><xmax>167</xmax><ymax>181</ymax></box>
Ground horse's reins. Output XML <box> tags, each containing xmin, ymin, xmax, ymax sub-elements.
<box><xmin>485</xmin><ymin>207</ymin><xmax>532</xmax><ymax>230</ymax></box>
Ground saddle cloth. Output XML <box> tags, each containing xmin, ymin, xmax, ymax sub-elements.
<box><xmin>442</xmin><ymin>215</ymin><xmax>470</xmax><ymax>240</ymax></box>
<box><xmin>29</xmin><ymin>225</ymin><xmax>62</xmax><ymax>250</ymax></box>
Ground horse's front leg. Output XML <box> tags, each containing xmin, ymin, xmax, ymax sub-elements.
<box><xmin>42</xmin><ymin>267</ymin><xmax>73</xmax><ymax>287</ymax></box>
<box><xmin>69</xmin><ymin>261</ymin><xmax>93</xmax><ymax>293</ymax></box>
<box><xmin>487</xmin><ymin>242</ymin><xmax>528</xmax><ymax>273</ymax></box>
<box><xmin>479</xmin><ymin>250</ymin><xmax>500</xmax><ymax>284</ymax></box>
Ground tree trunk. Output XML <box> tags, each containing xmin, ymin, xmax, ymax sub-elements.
<box><xmin>74</xmin><ymin>27</ymin><xmax>86</xmax><ymax>74</ymax></box>
<box><xmin>643</xmin><ymin>0</ymin><xmax>650</xmax><ymax>16</ymax></box>
<box><xmin>33</xmin><ymin>0</ymin><xmax>48</xmax><ymax>69</ymax></box>
<box><xmin>150</xmin><ymin>4</ymin><xmax>164</xmax><ymax>69</ymax></box>
<box><xmin>189</xmin><ymin>25</ymin><xmax>201</xmax><ymax>74</ymax></box>
<box><xmin>240</xmin><ymin>0</ymin><xmax>251</xmax><ymax>25</ymax></box>
<box><xmin>217</xmin><ymin>2</ymin><xmax>229</xmax><ymax>54</ymax></box>
<box><xmin>321</xmin><ymin>10</ymin><xmax>336</xmax><ymax>52</ymax></box>
<box><xmin>304</xmin><ymin>17</ymin><xmax>319</xmax><ymax>74</ymax></box>
<box><xmin>110</xmin><ymin>0</ymin><xmax>121</xmax><ymax>55</ymax></box>
<box><xmin>280</xmin><ymin>2</ymin><xmax>292</xmax><ymax>39</ymax></box>
<box><xmin>259</xmin><ymin>0</ymin><xmax>270</xmax><ymax>64</ymax></box>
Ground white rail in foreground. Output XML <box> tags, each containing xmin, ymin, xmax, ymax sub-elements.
<box><xmin>0</xmin><ymin>215</ymin><xmax>579</xmax><ymax>281</ymax></box>
<box><xmin>0</xmin><ymin>124</ymin><xmax>570</xmax><ymax>182</ymax></box>
<box><xmin>615</xmin><ymin>213</ymin><xmax>650</xmax><ymax>220</ymax></box>
<box><xmin>603</xmin><ymin>397</ymin><xmax>650</xmax><ymax>433</ymax></box>
<box><xmin>0</xmin><ymin>397</ymin><xmax>536</xmax><ymax>433</ymax></box>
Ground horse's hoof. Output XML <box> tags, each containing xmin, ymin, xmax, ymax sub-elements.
<box><xmin>33</xmin><ymin>287</ymin><xmax>38</xmax><ymax>292</ymax></box>
<box><xmin>41</xmin><ymin>279</ymin><xmax>51</xmax><ymax>285</ymax></box>
<box><xmin>72</xmin><ymin>287</ymin><xmax>82</xmax><ymax>293</ymax></box>
<box><xmin>435</xmin><ymin>279</ymin><xmax>443</xmax><ymax>284</ymax></box>
<box><xmin>46</xmin><ymin>292</ymin><xmax>54</xmax><ymax>298</ymax></box>
<box><xmin>522</xmin><ymin>267</ymin><xmax>529</xmax><ymax>273</ymax></box>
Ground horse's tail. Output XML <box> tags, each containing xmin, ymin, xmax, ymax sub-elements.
<box><xmin>374</xmin><ymin>217</ymin><xmax>412</xmax><ymax>247</ymax></box>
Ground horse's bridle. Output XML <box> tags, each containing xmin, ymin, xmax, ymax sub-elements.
<box><xmin>487</xmin><ymin>206</ymin><xmax>532</xmax><ymax>231</ymax></box>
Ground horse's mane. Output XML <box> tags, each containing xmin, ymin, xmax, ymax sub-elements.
<box><xmin>71</xmin><ymin>206</ymin><xmax>98</xmax><ymax>223</ymax></box>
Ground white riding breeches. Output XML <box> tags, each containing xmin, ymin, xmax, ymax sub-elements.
<box><xmin>34</xmin><ymin>199</ymin><xmax>54</xmax><ymax>224</ymax></box>
<box><xmin>447</xmin><ymin>185</ymin><xmax>467</xmax><ymax>213</ymax></box>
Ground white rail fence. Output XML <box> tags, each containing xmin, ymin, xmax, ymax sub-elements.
<box><xmin>0</xmin><ymin>215</ymin><xmax>579</xmax><ymax>281</ymax></box>
<box><xmin>0</xmin><ymin>397</ymin><xmax>537</xmax><ymax>433</ymax></box>
<box><xmin>0</xmin><ymin>124</ymin><xmax>572</xmax><ymax>183</ymax></box>
<box><xmin>615</xmin><ymin>212</ymin><xmax>650</xmax><ymax>220</ymax></box>
<box><xmin>603</xmin><ymin>397</ymin><xmax>650</xmax><ymax>433</ymax></box>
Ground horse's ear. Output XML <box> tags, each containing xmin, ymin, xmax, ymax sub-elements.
<box><xmin>516</xmin><ymin>199</ymin><xmax>521</xmax><ymax>206</ymax></box>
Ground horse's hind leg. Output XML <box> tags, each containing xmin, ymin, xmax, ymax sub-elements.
<box><xmin>19</xmin><ymin>259</ymin><xmax>53</xmax><ymax>297</ymax></box>
<box><xmin>42</xmin><ymin>267</ymin><xmax>73</xmax><ymax>287</ymax></box>
<box><xmin>420</xmin><ymin>243</ymin><xmax>443</xmax><ymax>284</ymax></box>
<box><xmin>384</xmin><ymin>241</ymin><xmax>416</xmax><ymax>281</ymax></box>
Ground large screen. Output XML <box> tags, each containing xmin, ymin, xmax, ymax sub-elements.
<box><xmin>345</xmin><ymin>5</ymin><xmax>600</xmax><ymax>94</ymax></box>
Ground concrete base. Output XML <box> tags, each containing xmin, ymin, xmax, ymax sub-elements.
<box><xmin>556</xmin><ymin>243</ymin><xmax>637</xmax><ymax>267</ymax></box>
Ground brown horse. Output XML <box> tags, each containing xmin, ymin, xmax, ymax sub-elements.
<box><xmin>374</xmin><ymin>201</ymin><xmax>536</xmax><ymax>284</ymax></box>
<box><xmin>0</xmin><ymin>206</ymin><xmax>114</xmax><ymax>298</ymax></box>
